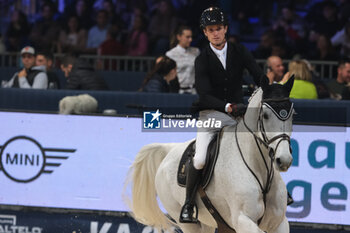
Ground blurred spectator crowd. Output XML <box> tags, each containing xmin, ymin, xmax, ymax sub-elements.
<box><xmin>1</xmin><ymin>0</ymin><xmax>350</xmax><ymax>101</ymax></box>
<box><xmin>0</xmin><ymin>0</ymin><xmax>350</xmax><ymax>61</ymax></box>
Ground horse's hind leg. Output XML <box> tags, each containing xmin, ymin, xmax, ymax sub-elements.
<box><xmin>236</xmin><ymin>214</ymin><xmax>266</xmax><ymax>233</ymax></box>
<box><xmin>272</xmin><ymin>217</ymin><xmax>289</xmax><ymax>233</ymax></box>
<box><xmin>177</xmin><ymin>223</ymin><xmax>215</xmax><ymax>233</ymax></box>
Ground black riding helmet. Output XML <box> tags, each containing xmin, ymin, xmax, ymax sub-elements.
<box><xmin>200</xmin><ymin>7</ymin><xmax>228</xmax><ymax>29</ymax></box>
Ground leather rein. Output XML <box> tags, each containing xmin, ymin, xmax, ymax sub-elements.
<box><xmin>236</xmin><ymin>97</ymin><xmax>293</xmax><ymax>225</ymax></box>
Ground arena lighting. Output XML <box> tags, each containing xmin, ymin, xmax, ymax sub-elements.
<box><xmin>0</xmin><ymin>111</ymin><xmax>349</xmax><ymax>228</ymax></box>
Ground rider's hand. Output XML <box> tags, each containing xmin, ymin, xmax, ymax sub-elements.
<box><xmin>226</xmin><ymin>104</ymin><xmax>233</xmax><ymax>113</ymax></box>
<box><xmin>231</xmin><ymin>103</ymin><xmax>247</xmax><ymax>118</ymax></box>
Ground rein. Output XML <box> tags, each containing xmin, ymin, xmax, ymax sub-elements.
<box><xmin>236</xmin><ymin>97</ymin><xmax>293</xmax><ymax>225</ymax></box>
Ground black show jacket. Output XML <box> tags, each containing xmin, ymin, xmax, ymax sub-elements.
<box><xmin>193</xmin><ymin>42</ymin><xmax>264</xmax><ymax>113</ymax></box>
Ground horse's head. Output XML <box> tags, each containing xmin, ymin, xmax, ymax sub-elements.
<box><xmin>258</xmin><ymin>75</ymin><xmax>295</xmax><ymax>172</ymax></box>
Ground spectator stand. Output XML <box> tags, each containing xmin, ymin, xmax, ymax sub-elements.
<box><xmin>0</xmin><ymin>53</ymin><xmax>340</xmax><ymax>79</ymax></box>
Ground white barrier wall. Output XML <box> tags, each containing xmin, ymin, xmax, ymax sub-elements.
<box><xmin>0</xmin><ymin>111</ymin><xmax>196</xmax><ymax>212</ymax></box>
<box><xmin>0</xmin><ymin>111</ymin><xmax>349</xmax><ymax>226</ymax></box>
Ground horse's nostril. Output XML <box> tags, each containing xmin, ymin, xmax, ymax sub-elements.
<box><xmin>276</xmin><ymin>158</ymin><xmax>281</xmax><ymax>165</ymax></box>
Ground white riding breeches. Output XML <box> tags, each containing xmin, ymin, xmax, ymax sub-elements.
<box><xmin>193</xmin><ymin>110</ymin><xmax>237</xmax><ymax>169</ymax></box>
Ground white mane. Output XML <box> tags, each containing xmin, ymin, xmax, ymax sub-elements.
<box><xmin>248</xmin><ymin>87</ymin><xmax>263</xmax><ymax>103</ymax></box>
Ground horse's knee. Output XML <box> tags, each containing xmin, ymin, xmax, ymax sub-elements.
<box><xmin>273</xmin><ymin>217</ymin><xmax>289</xmax><ymax>233</ymax></box>
<box><xmin>236</xmin><ymin>214</ymin><xmax>264</xmax><ymax>233</ymax></box>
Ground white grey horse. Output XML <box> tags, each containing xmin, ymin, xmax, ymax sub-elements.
<box><xmin>125</xmin><ymin>76</ymin><xmax>295</xmax><ymax>233</ymax></box>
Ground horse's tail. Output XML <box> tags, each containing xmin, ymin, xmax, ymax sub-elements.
<box><xmin>125</xmin><ymin>143</ymin><xmax>177</xmax><ymax>231</ymax></box>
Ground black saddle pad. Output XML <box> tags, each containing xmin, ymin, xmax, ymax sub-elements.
<box><xmin>177</xmin><ymin>131</ymin><xmax>222</xmax><ymax>189</ymax></box>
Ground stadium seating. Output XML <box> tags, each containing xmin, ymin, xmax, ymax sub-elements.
<box><xmin>99</xmin><ymin>71</ymin><xmax>146</xmax><ymax>91</ymax></box>
<box><xmin>0</xmin><ymin>68</ymin><xmax>146</xmax><ymax>91</ymax></box>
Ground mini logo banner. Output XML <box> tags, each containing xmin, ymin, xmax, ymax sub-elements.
<box><xmin>0</xmin><ymin>136</ymin><xmax>76</xmax><ymax>183</ymax></box>
<box><xmin>143</xmin><ymin>109</ymin><xmax>162</xmax><ymax>129</ymax></box>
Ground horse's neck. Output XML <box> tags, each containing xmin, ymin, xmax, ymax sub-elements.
<box><xmin>237</xmin><ymin>88</ymin><xmax>271</xmax><ymax>177</ymax></box>
<box><xmin>236</xmin><ymin>122</ymin><xmax>270</xmax><ymax>173</ymax></box>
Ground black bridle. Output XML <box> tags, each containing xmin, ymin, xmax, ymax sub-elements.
<box><xmin>236</xmin><ymin>97</ymin><xmax>293</xmax><ymax>225</ymax></box>
<box><xmin>257</xmin><ymin>98</ymin><xmax>293</xmax><ymax>154</ymax></box>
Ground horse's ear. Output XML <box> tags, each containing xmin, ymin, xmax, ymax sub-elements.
<box><xmin>260</xmin><ymin>75</ymin><xmax>269</xmax><ymax>91</ymax></box>
<box><xmin>283</xmin><ymin>74</ymin><xmax>295</xmax><ymax>94</ymax></box>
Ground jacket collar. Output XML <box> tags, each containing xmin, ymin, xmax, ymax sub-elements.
<box><xmin>209</xmin><ymin>42</ymin><xmax>227</xmax><ymax>59</ymax></box>
<box><xmin>207</xmin><ymin>42</ymin><xmax>234</xmax><ymax>71</ymax></box>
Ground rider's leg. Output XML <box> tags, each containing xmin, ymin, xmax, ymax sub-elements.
<box><xmin>179</xmin><ymin>110</ymin><xmax>237</xmax><ymax>223</ymax></box>
<box><xmin>193</xmin><ymin>110</ymin><xmax>236</xmax><ymax>169</ymax></box>
<box><xmin>179</xmin><ymin>130</ymin><xmax>213</xmax><ymax>223</ymax></box>
<box><xmin>179</xmin><ymin>158</ymin><xmax>202</xmax><ymax>223</ymax></box>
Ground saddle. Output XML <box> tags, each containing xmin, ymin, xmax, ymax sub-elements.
<box><xmin>177</xmin><ymin>128</ymin><xmax>223</xmax><ymax>189</ymax></box>
<box><xmin>177</xmin><ymin>127</ymin><xmax>237</xmax><ymax>233</ymax></box>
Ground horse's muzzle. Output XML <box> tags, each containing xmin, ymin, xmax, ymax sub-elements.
<box><xmin>276</xmin><ymin>157</ymin><xmax>292</xmax><ymax>172</ymax></box>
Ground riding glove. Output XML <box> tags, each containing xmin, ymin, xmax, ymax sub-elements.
<box><xmin>231</xmin><ymin>103</ymin><xmax>247</xmax><ymax>117</ymax></box>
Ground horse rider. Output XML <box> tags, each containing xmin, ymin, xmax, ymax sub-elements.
<box><xmin>180</xmin><ymin>7</ymin><xmax>265</xmax><ymax>223</ymax></box>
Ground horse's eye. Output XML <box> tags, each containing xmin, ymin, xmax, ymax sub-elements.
<box><xmin>263</xmin><ymin>113</ymin><xmax>269</xmax><ymax>119</ymax></box>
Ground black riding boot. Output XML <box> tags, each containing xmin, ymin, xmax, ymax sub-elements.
<box><xmin>179</xmin><ymin>160</ymin><xmax>202</xmax><ymax>223</ymax></box>
<box><xmin>287</xmin><ymin>191</ymin><xmax>294</xmax><ymax>205</ymax></box>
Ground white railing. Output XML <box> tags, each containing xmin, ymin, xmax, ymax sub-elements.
<box><xmin>0</xmin><ymin>53</ymin><xmax>339</xmax><ymax>79</ymax></box>
<box><xmin>79</xmin><ymin>54</ymin><xmax>155</xmax><ymax>72</ymax></box>
<box><xmin>256</xmin><ymin>59</ymin><xmax>338</xmax><ymax>80</ymax></box>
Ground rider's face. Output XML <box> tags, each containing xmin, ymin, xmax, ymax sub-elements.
<box><xmin>203</xmin><ymin>24</ymin><xmax>227</xmax><ymax>49</ymax></box>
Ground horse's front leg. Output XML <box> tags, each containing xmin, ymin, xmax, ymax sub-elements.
<box><xmin>272</xmin><ymin>216</ymin><xmax>289</xmax><ymax>233</ymax></box>
<box><xmin>236</xmin><ymin>214</ymin><xmax>265</xmax><ymax>233</ymax></box>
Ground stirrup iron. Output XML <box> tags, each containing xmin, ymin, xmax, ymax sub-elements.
<box><xmin>179</xmin><ymin>204</ymin><xmax>198</xmax><ymax>223</ymax></box>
